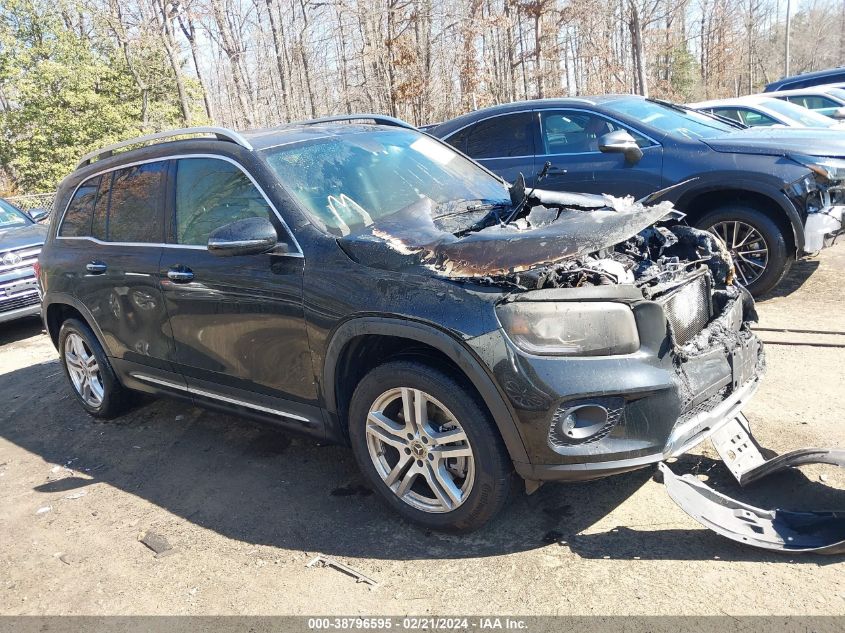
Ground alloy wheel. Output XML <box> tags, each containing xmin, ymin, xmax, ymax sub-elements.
<box><xmin>365</xmin><ymin>387</ymin><xmax>475</xmax><ymax>513</ymax></box>
<box><xmin>64</xmin><ymin>332</ymin><xmax>105</xmax><ymax>408</ymax></box>
<box><xmin>708</xmin><ymin>220</ymin><xmax>769</xmax><ymax>286</ymax></box>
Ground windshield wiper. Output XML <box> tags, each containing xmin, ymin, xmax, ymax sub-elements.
<box><xmin>646</xmin><ymin>97</ymin><xmax>691</xmax><ymax>114</ymax></box>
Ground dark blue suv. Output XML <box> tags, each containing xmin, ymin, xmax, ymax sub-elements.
<box><xmin>428</xmin><ymin>95</ymin><xmax>845</xmax><ymax>296</ymax></box>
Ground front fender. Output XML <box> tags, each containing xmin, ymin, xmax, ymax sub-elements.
<box><xmin>322</xmin><ymin>316</ymin><xmax>531</xmax><ymax>465</ymax></box>
<box><xmin>670</xmin><ymin>176</ymin><xmax>806</xmax><ymax>251</ymax></box>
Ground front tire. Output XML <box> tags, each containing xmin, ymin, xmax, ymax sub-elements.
<box><xmin>348</xmin><ymin>360</ymin><xmax>513</xmax><ymax>532</ymax></box>
<box><xmin>59</xmin><ymin>318</ymin><xmax>128</xmax><ymax>419</ymax></box>
<box><xmin>696</xmin><ymin>204</ymin><xmax>792</xmax><ymax>297</ymax></box>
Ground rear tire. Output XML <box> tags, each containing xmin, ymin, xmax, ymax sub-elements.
<box><xmin>696</xmin><ymin>204</ymin><xmax>792</xmax><ymax>297</ymax></box>
<box><xmin>59</xmin><ymin>318</ymin><xmax>128</xmax><ymax>419</ymax></box>
<box><xmin>348</xmin><ymin>360</ymin><xmax>513</xmax><ymax>532</ymax></box>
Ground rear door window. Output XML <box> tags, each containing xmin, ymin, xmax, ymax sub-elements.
<box><xmin>464</xmin><ymin>112</ymin><xmax>536</xmax><ymax>159</ymax></box>
<box><xmin>59</xmin><ymin>176</ymin><xmax>101</xmax><ymax>237</ymax></box>
<box><xmin>172</xmin><ymin>158</ymin><xmax>272</xmax><ymax>246</ymax></box>
<box><xmin>106</xmin><ymin>162</ymin><xmax>167</xmax><ymax>243</ymax></box>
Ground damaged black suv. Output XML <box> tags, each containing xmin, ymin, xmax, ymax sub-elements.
<box><xmin>38</xmin><ymin>117</ymin><xmax>763</xmax><ymax>532</ymax></box>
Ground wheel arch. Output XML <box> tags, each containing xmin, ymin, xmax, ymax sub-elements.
<box><xmin>674</xmin><ymin>183</ymin><xmax>804</xmax><ymax>252</ymax></box>
<box><xmin>322</xmin><ymin>317</ymin><xmax>530</xmax><ymax>465</ymax></box>
<box><xmin>44</xmin><ymin>294</ymin><xmax>111</xmax><ymax>354</ymax></box>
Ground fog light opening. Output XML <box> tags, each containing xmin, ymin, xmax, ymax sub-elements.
<box><xmin>549</xmin><ymin>397</ymin><xmax>625</xmax><ymax>448</ymax></box>
<box><xmin>560</xmin><ymin>404</ymin><xmax>609</xmax><ymax>440</ymax></box>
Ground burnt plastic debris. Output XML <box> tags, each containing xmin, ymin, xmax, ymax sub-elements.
<box><xmin>662</xmin><ymin>415</ymin><xmax>845</xmax><ymax>554</ymax></box>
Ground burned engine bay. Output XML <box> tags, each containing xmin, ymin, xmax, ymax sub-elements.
<box><xmin>338</xmin><ymin>180</ymin><xmax>845</xmax><ymax>554</ymax></box>
<box><xmin>341</xmin><ymin>183</ymin><xmax>755</xmax><ymax>355</ymax></box>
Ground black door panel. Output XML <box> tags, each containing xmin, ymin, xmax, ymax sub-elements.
<box><xmin>161</xmin><ymin>156</ymin><xmax>317</xmax><ymax>407</ymax></box>
<box><xmin>70</xmin><ymin>161</ymin><xmax>174</xmax><ymax>369</ymax></box>
<box><xmin>161</xmin><ymin>250</ymin><xmax>314</xmax><ymax>402</ymax></box>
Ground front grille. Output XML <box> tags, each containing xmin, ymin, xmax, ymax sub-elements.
<box><xmin>0</xmin><ymin>291</ymin><xmax>39</xmax><ymax>313</ymax></box>
<box><xmin>658</xmin><ymin>272</ymin><xmax>712</xmax><ymax>346</ymax></box>
<box><xmin>0</xmin><ymin>244</ymin><xmax>41</xmax><ymax>275</ymax></box>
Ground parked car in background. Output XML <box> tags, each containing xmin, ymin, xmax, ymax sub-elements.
<box><xmin>0</xmin><ymin>198</ymin><xmax>48</xmax><ymax>324</ymax></box>
<box><xmin>689</xmin><ymin>95</ymin><xmax>845</xmax><ymax>130</ymax></box>
<box><xmin>766</xmin><ymin>87</ymin><xmax>845</xmax><ymax>120</ymax></box>
<box><xmin>764</xmin><ymin>67</ymin><xmax>845</xmax><ymax>92</ymax></box>
<box><xmin>39</xmin><ymin>120</ymin><xmax>764</xmax><ymax>531</ymax></box>
<box><xmin>427</xmin><ymin>95</ymin><xmax>845</xmax><ymax>296</ymax></box>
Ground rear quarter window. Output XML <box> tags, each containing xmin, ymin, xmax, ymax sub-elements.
<box><xmin>59</xmin><ymin>176</ymin><xmax>101</xmax><ymax>237</ymax></box>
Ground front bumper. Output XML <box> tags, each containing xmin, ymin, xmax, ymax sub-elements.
<box><xmin>468</xmin><ymin>287</ymin><xmax>763</xmax><ymax>483</ymax></box>
<box><xmin>803</xmin><ymin>205</ymin><xmax>845</xmax><ymax>253</ymax></box>
<box><xmin>0</xmin><ymin>300</ymin><xmax>41</xmax><ymax>324</ymax></box>
<box><xmin>514</xmin><ymin>373</ymin><xmax>761</xmax><ymax>482</ymax></box>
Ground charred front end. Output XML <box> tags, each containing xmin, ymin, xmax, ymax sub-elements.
<box><xmin>340</xmin><ymin>186</ymin><xmax>764</xmax><ymax>482</ymax></box>
<box><xmin>460</xmin><ymin>193</ymin><xmax>765</xmax><ymax>481</ymax></box>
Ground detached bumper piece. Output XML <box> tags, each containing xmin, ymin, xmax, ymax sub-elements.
<box><xmin>661</xmin><ymin>414</ymin><xmax>845</xmax><ymax>554</ymax></box>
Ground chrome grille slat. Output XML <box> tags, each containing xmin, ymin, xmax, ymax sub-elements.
<box><xmin>0</xmin><ymin>244</ymin><xmax>41</xmax><ymax>273</ymax></box>
<box><xmin>0</xmin><ymin>291</ymin><xmax>39</xmax><ymax>313</ymax></box>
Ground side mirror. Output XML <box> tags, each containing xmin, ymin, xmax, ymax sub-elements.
<box><xmin>598</xmin><ymin>130</ymin><xmax>644</xmax><ymax>164</ymax></box>
<box><xmin>207</xmin><ymin>216</ymin><xmax>278</xmax><ymax>257</ymax></box>
<box><xmin>832</xmin><ymin>107</ymin><xmax>845</xmax><ymax>120</ymax></box>
<box><xmin>28</xmin><ymin>208</ymin><xmax>49</xmax><ymax>223</ymax></box>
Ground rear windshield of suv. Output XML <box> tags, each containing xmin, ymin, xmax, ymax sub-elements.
<box><xmin>262</xmin><ymin>128</ymin><xmax>511</xmax><ymax>236</ymax></box>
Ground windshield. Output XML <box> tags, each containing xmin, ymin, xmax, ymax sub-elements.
<box><xmin>0</xmin><ymin>199</ymin><xmax>30</xmax><ymax>228</ymax></box>
<box><xmin>604</xmin><ymin>98</ymin><xmax>736</xmax><ymax>139</ymax></box>
<box><xmin>759</xmin><ymin>99</ymin><xmax>837</xmax><ymax>127</ymax></box>
<box><xmin>262</xmin><ymin>128</ymin><xmax>511</xmax><ymax>236</ymax></box>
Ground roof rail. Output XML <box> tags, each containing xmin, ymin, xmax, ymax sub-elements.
<box><xmin>291</xmin><ymin>114</ymin><xmax>417</xmax><ymax>130</ymax></box>
<box><xmin>76</xmin><ymin>126</ymin><xmax>253</xmax><ymax>169</ymax></box>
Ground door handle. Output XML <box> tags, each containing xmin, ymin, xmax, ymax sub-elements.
<box><xmin>86</xmin><ymin>261</ymin><xmax>107</xmax><ymax>274</ymax></box>
<box><xmin>167</xmin><ymin>266</ymin><xmax>194</xmax><ymax>283</ymax></box>
<box><xmin>547</xmin><ymin>166</ymin><xmax>568</xmax><ymax>174</ymax></box>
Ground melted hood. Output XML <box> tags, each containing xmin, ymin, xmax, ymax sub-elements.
<box><xmin>338</xmin><ymin>193</ymin><xmax>675</xmax><ymax>278</ymax></box>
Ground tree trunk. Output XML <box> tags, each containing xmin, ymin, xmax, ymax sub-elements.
<box><xmin>153</xmin><ymin>0</ymin><xmax>192</xmax><ymax>125</ymax></box>
<box><xmin>628</xmin><ymin>1</ymin><xmax>648</xmax><ymax>97</ymax></box>
<box><xmin>264</xmin><ymin>0</ymin><xmax>290</xmax><ymax>119</ymax></box>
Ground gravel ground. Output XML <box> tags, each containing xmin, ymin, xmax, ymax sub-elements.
<box><xmin>0</xmin><ymin>248</ymin><xmax>843</xmax><ymax>616</ymax></box>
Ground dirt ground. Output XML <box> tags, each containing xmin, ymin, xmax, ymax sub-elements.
<box><xmin>1</xmin><ymin>249</ymin><xmax>844</xmax><ymax>617</ymax></box>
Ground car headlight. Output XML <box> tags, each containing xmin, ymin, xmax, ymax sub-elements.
<box><xmin>791</xmin><ymin>154</ymin><xmax>845</xmax><ymax>184</ymax></box>
<box><xmin>495</xmin><ymin>301</ymin><xmax>640</xmax><ymax>356</ymax></box>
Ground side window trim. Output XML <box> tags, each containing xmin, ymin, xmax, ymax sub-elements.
<box><xmin>55</xmin><ymin>153</ymin><xmax>303</xmax><ymax>257</ymax></box>
<box><xmin>536</xmin><ymin>108</ymin><xmax>659</xmax><ymax>157</ymax></box>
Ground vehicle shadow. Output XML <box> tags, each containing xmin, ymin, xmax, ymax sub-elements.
<box><xmin>0</xmin><ymin>316</ymin><xmax>43</xmax><ymax>346</ymax></box>
<box><xmin>757</xmin><ymin>258</ymin><xmax>820</xmax><ymax>301</ymax></box>
<box><xmin>1</xmin><ymin>359</ymin><xmax>841</xmax><ymax>564</ymax></box>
